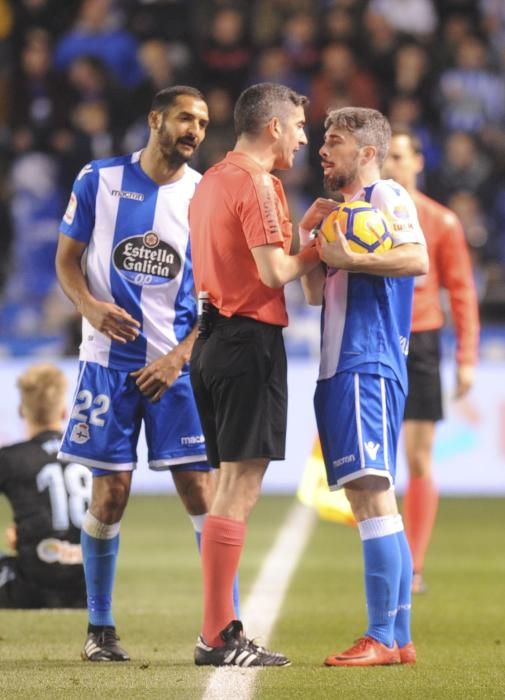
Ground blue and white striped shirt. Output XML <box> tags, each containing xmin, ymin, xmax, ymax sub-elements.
<box><xmin>60</xmin><ymin>151</ymin><xmax>200</xmax><ymax>370</ymax></box>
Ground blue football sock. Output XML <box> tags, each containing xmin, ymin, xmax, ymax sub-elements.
<box><xmin>81</xmin><ymin>512</ymin><xmax>120</xmax><ymax>628</ymax></box>
<box><xmin>191</xmin><ymin>515</ymin><xmax>240</xmax><ymax>619</ymax></box>
<box><xmin>358</xmin><ymin>516</ymin><xmax>402</xmax><ymax>648</ymax></box>
<box><xmin>394</xmin><ymin>520</ymin><xmax>413</xmax><ymax>648</ymax></box>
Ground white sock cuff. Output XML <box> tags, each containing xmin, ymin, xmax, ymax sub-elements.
<box><xmin>82</xmin><ymin>511</ymin><xmax>121</xmax><ymax>539</ymax></box>
<box><xmin>189</xmin><ymin>513</ymin><xmax>207</xmax><ymax>533</ymax></box>
<box><xmin>358</xmin><ymin>515</ymin><xmax>403</xmax><ymax>541</ymax></box>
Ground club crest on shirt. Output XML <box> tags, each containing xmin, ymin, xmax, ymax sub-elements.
<box><xmin>112</xmin><ymin>231</ymin><xmax>182</xmax><ymax>286</ymax></box>
<box><xmin>70</xmin><ymin>422</ymin><xmax>90</xmax><ymax>444</ymax></box>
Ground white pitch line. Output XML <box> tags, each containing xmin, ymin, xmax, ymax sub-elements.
<box><xmin>201</xmin><ymin>500</ymin><xmax>317</xmax><ymax>700</ymax></box>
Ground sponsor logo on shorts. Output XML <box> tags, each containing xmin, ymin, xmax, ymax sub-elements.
<box><xmin>112</xmin><ymin>232</ymin><xmax>182</xmax><ymax>287</ymax></box>
<box><xmin>111</xmin><ymin>189</ymin><xmax>145</xmax><ymax>201</ymax></box>
<box><xmin>364</xmin><ymin>441</ymin><xmax>380</xmax><ymax>460</ymax></box>
<box><xmin>333</xmin><ymin>453</ymin><xmax>355</xmax><ymax>468</ymax></box>
<box><xmin>70</xmin><ymin>422</ymin><xmax>90</xmax><ymax>444</ymax></box>
<box><xmin>181</xmin><ymin>434</ymin><xmax>205</xmax><ymax>446</ymax></box>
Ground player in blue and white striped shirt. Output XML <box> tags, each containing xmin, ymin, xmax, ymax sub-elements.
<box><xmin>56</xmin><ymin>86</ymin><xmax>238</xmax><ymax>662</ymax></box>
<box><xmin>301</xmin><ymin>107</ymin><xmax>428</xmax><ymax>667</ymax></box>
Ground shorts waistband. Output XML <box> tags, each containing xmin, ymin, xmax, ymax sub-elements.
<box><xmin>198</xmin><ymin>303</ymin><xmax>280</xmax><ymax>336</ymax></box>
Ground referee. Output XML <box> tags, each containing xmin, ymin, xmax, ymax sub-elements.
<box><xmin>189</xmin><ymin>83</ymin><xmax>330</xmax><ymax>667</ymax></box>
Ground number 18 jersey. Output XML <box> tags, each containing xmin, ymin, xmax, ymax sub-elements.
<box><xmin>60</xmin><ymin>152</ymin><xmax>201</xmax><ymax>371</ymax></box>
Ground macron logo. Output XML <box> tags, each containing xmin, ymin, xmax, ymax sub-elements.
<box><xmin>181</xmin><ymin>434</ymin><xmax>205</xmax><ymax>446</ymax></box>
<box><xmin>364</xmin><ymin>441</ymin><xmax>380</xmax><ymax>460</ymax></box>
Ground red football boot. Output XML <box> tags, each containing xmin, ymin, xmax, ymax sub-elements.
<box><xmin>324</xmin><ymin>636</ymin><xmax>401</xmax><ymax>667</ymax></box>
<box><xmin>399</xmin><ymin>641</ymin><xmax>417</xmax><ymax>664</ymax></box>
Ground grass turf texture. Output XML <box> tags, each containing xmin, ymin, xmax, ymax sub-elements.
<box><xmin>0</xmin><ymin>495</ymin><xmax>504</xmax><ymax>699</ymax></box>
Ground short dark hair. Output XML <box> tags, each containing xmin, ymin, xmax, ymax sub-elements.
<box><xmin>325</xmin><ymin>107</ymin><xmax>391</xmax><ymax>167</ymax></box>
<box><xmin>391</xmin><ymin>127</ymin><xmax>423</xmax><ymax>154</ymax></box>
<box><xmin>234</xmin><ymin>82</ymin><xmax>308</xmax><ymax>138</ymax></box>
<box><xmin>150</xmin><ymin>85</ymin><xmax>205</xmax><ymax>113</ymax></box>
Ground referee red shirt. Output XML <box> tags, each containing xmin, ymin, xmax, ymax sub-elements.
<box><xmin>189</xmin><ymin>151</ymin><xmax>292</xmax><ymax>327</ymax></box>
<box><xmin>412</xmin><ymin>191</ymin><xmax>479</xmax><ymax>365</ymax></box>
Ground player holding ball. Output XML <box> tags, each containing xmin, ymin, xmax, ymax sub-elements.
<box><xmin>301</xmin><ymin>107</ymin><xmax>428</xmax><ymax>667</ymax></box>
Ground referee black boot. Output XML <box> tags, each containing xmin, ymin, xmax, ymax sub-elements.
<box><xmin>194</xmin><ymin>620</ymin><xmax>290</xmax><ymax>667</ymax></box>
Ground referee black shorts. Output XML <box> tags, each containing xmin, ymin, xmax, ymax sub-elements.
<box><xmin>404</xmin><ymin>329</ymin><xmax>443</xmax><ymax>422</ymax></box>
<box><xmin>190</xmin><ymin>313</ymin><xmax>287</xmax><ymax>468</ymax></box>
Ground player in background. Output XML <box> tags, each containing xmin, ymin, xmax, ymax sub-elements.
<box><xmin>189</xmin><ymin>82</ymin><xmax>326</xmax><ymax>667</ymax></box>
<box><xmin>55</xmin><ymin>86</ymin><xmax>238</xmax><ymax>662</ymax></box>
<box><xmin>0</xmin><ymin>363</ymin><xmax>89</xmax><ymax>608</ymax></box>
<box><xmin>301</xmin><ymin>107</ymin><xmax>428</xmax><ymax>666</ymax></box>
<box><xmin>383</xmin><ymin>129</ymin><xmax>480</xmax><ymax>594</ymax></box>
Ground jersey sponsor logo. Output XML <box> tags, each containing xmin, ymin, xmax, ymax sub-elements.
<box><xmin>113</xmin><ymin>231</ymin><xmax>182</xmax><ymax>286</ymax></box>
<box><xmin>63</xmin><ymin>192</ymin><xmax>77</xmax><ymax>224</ymax></box>
<box><xmin>333</xmin><ymin>453</ymin><xmax>355</xmax><ymax>468</ymax></box>
<box><xmin>181</xmin><ymin>434</ymin><xmax>205</xmax><ymax>446</ymax></box>
<box><xmin>364</xmin><ymin>441</ymin><xmax>380</xmax><ymax>460</ymax></box>
<box><xmin>36</xmin><ymin>538</ymin><xmax>83</xmax><ymax>565</ymax></box>
<box><xmin>111</xmin><ymin>189</ymin><xmax>145</xmax><ymax>202</ymax></box>
<box><xmin>70</xmin><ymin>422</ymin><xmax>90</xmax><ymax>444</ymax></box>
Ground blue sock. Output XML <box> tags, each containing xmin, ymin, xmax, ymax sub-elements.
<box><xmin>81</xmin><ymin>512</ymin><xmax>120</xmax><ymax>628</ymax></box>
<box><xmin>358</xmin><ymin>516</ymin><xmax>402</xmax><ymax>648</ymax></box>
<box><xmin>395</xmin><ymin>521</ymin><xmax>413</xmax><ymax>648</ymax></box>
<box><xmin>192</xmin><ymin>515</ymin><xmax>240</xmax><ymax>619</ymax></box>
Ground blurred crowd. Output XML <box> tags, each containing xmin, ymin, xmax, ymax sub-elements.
<box><xmin>0</xmin><ymin>0</ymin><xmax>504</xmax><ymax>354</ymax></box>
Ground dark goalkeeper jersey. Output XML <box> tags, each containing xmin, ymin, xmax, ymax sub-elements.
<box><xmin>0</xmin><ymin>431</ymin><xmax>91</xmax><ymax>590</ymax></box>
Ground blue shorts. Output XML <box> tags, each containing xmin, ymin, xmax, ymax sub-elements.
<box><xmin>58</xmin><ymin>362</ymin><xmax>209</xmax><ymax>472</ymax></box>
<box><xmin>314</xmin><ymin>372</ymin><xmax>405</xmax><ymax>490</ymax></box>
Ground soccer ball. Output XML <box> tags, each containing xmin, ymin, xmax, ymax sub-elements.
<box><xmin>320</xmin><ymin>200</ymin><xmax>393</xmax><ymax>254</ymax></box>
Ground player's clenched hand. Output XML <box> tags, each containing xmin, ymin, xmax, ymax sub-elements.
<box><xmin>82</xmin><ymin>299</ymin><xmax>140</xmax><ymax>343</ymax></box>
<box><xmin>130</xmin><ymin>352</ymin><xmax>183</xmax><ymax>402</ymax></box>
<box><xmin>299</xmin><ymin>197</ymin><xmax>340</xmax><ymax>232</ymax></box>
<box><xmin>317</xmin><ymin>219</ymin><xmax>356</xmax><ymax>269</ymax></box>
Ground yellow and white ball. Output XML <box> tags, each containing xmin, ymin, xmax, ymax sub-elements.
<box><xmin>320</xmin><ymin>200</ymin><xmax>393</xmax><ymax>254</ymax></box>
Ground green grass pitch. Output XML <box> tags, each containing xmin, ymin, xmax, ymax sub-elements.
<box><xmin>0</xmin><ymin>495</ymin><xmax>504</xmax><ymax>699</ymax></box>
